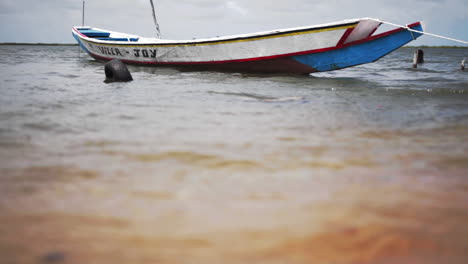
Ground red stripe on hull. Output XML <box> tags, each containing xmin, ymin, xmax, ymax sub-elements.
<box><xmin>89</xmin><ymin>52</ymin><xmax>317</xmax><ymax>74</ymax></box>
<box><xmin>336</xmin><ymin>28</ymin><xmax>355</xmax><ymax>47</ymax></box>
<box><xmin>166</xmin><ymin>57</ymin><xmax>317</xmax><ymax>74</ymax></box>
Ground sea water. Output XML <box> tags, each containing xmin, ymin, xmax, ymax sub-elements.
<box><xmin>1</xmin><ymin>45</ymin><xmax>468</xmax><ymax>263</ymax></box>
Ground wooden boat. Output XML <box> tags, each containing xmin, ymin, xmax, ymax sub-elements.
<box><xmin>72</xmin><ymin>18</ymin><xmax>423</xmax><ymax>74</ymax></box>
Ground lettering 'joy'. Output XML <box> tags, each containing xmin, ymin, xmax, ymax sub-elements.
<box><xmin>134</xmin><ymin>49</ymin><xmax>157</xmax><ymax>58</ymax></box>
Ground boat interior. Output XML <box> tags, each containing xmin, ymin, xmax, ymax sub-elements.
<box><xmin>76</xmin><ymin>27</ymin><xmax>139</xmax><ymax>42</ymax></box>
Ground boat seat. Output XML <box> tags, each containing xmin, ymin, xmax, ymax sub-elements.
<box><xmin>79</xmin><ymin>29</ymin><xmax>111</xmax><ymax>38</ymax></box>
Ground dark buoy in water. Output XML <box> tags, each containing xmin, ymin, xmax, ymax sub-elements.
<box><xmin>412</xmin><ymin>49</ymin><xmax>424</xmax><ymax>68</ymax></box>
<box><xmin>104</xmin><ymin>60</ymin><xmax>133</xmax><ymax>83</ymax></box>
<box><xmin>461</xmin><ymin>58</ymin><xmax>466</xmax><ymax>71</ymax></box>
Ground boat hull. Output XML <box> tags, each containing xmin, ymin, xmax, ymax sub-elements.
<box><xmin>72</xmin><ymin>19</ymin><xmax>423</xmax><ymax>74</ymax></box>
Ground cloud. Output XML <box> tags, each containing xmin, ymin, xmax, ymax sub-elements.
<box><xmin>225</xmin><ymin>1</ymin><xmax>248</xmax><ymax>16</ymax></box>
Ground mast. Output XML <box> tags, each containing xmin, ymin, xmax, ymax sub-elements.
<box><xmin>82</xmin><ymin>0</ymin><xmax>86</xmax><ymax>26</ymax></box>
<box><xmin>149</xmin><ymin>0</ymin><xmax>161</xmax><ymax>38</ymax></box>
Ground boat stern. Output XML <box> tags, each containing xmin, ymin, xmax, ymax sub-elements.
<box><xmin>292</xmin><ymin>21</ymin><xmax>424</xmax><ymax>72</ymax></box>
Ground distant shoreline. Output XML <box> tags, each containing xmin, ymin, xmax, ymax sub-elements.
<box><xmin>0</xmin><ymin>43</ymin><xmax>466</xmax><ymax>49</ymax></box>
<box><xmin>0</xmin><ymin>43</ymin><xmax>78</xmax><ymax>46</ymax></box>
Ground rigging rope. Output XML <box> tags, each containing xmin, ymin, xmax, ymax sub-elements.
<box><xmin>369</xmin><ymin>18</ymin><xmax>468</xmax><ymax>45</ymax></box>
<box><xmin>149</xmin><ymin>0</ymin><xmax>161</xmax><ymax>38</ymax></box>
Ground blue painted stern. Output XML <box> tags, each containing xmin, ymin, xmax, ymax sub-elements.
<box><xmin>293</xmin><ymin>23</ymin><xmax>424</xmax><ymax>72</ymax></box>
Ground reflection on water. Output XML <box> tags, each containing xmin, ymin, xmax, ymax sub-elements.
<box><xmin>1</xmin><ymin>45</ymin><xmax>468</xmax><ymax>263</ymax></box>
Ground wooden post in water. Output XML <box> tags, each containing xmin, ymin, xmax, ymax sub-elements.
<box><xmin>413</xmin><ymin>49</ymin><xmax>424</xmax><ymax>68</ymax></box>
<box><xmin>462</xmin><ymin>58</ymin><xmax>466</xmax><ymax>71</ymax></box>
<box><xmin>417</xmin><ymin>49</ymin><xmax>424</xmax><ymax>63</ymax></box>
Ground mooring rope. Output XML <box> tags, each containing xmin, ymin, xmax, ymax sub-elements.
<box><xmin>369</xmin><ymin>18</ymin><xmax>468</xmax><ymax>45</ymax></box>
<box><xmin>149</xmin><ymin>0</ymin><xmax>161</xmax><ymax>38</ymax></box>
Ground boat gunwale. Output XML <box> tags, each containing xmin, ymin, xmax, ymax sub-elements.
<box><xmin>72</xmin><ymin>20</ymin><xmax>361</xmax><ymax>47</ymax></box>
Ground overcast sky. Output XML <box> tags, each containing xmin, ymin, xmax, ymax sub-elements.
<box><xmin>0</xmin><ymin>0</ymin><xmax>466</xmax><ymax>46</ymax></box>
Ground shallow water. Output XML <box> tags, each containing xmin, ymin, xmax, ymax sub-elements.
<box><xmin>1</xmin><ymin>45</ymin><xmax>468</xmax><ymax>263</ymax></box>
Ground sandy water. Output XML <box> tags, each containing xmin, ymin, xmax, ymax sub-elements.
<box><xmin>1</xmin><ymin>45</ymin><xmax>468</xmax><ymax>263</ymax></box>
